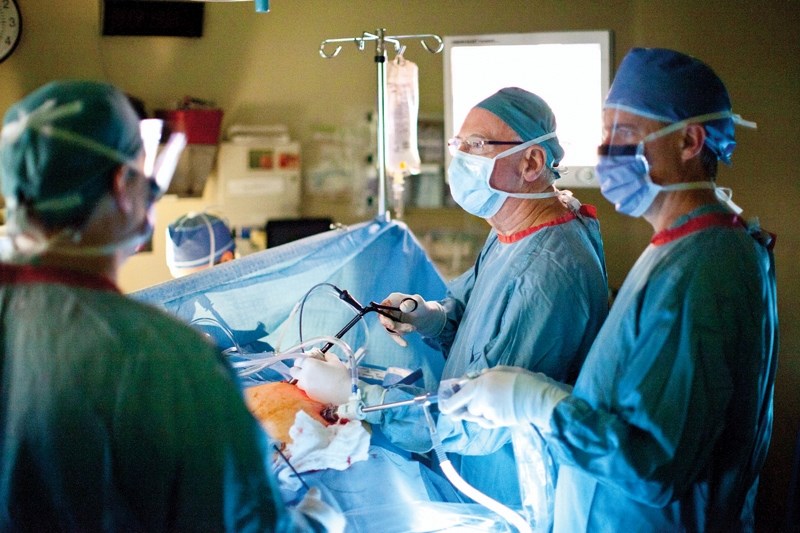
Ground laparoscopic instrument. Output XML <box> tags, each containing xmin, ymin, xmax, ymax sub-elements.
<box><xmin>204</xmin><ymin>283</ymin><xmax>417</xmax><ymax>384</ymax></box>
<box><xmin>315</xmin><ymin>285</ymin><xmax>417</xmax><ymax>354</ymax></box>
<box><xmin>332</xmin><ymin>371</ymin><xmax>472</xmax><ymax>421</ymax></box>
<box><xmin>331</xmin><ymin>390</ymin><xmax>439</xmax><ymax>421</ymax></box>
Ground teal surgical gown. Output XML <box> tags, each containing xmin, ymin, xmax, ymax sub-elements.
<box><xmin>0</xmin><ymin>263</ymin><xmax>314</xmax><ymax>532</ymax></box>
<box><xmin>547</xmin><ymin>206</ymin><xmax>779</xmax><ymax>532</ymax></box>
<box><xmin>374</xmin><ymin>203</ymin><xmax>609</xmax><ymax>506</ymax></box>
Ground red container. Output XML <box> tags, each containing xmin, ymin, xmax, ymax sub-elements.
<box><xmin>156</xmin><ymin>109</ymin><xmax>223</xmax><ymax>145</ymax></box>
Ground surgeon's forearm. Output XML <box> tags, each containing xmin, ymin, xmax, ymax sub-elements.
<box><xmin>547</xmin><ymin>396</ymin><xmax>678</xmax><ymax>507</ymax></box>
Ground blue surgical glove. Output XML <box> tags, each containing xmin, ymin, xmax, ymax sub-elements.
<box><xmin>438</xmin><ymin>366</ymin><xmax>571</xmax><ymax>429</ymax></box>
<box><xmin>289</xmin><ymin>350</ymin><xmax>352</xmax><ymax>405</ymax></box>
<box><xmin>377</xmin><ymin>292</ymin><xmax>447</xmax><ymax>344</ymax></box>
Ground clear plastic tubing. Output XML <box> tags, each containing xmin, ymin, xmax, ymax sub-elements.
<box><xmin>423</xmin><ymin>405</ymin><xmax>532</xmax><ymax>533</ymax></box>
<box><xmin>232</xmin><ymin>335</ymin><xmax>357</xmax><ymax>377</ymax></box>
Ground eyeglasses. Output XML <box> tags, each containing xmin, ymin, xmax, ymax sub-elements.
<box><xmin>125</xmin><ymin>165</ymin><xmax>163</xmax><ymax>203</ymax></box>
<box><xmin>447</xmin><ymin>135</ymin><xmax>524</xmax><ymax>156</ymax></box>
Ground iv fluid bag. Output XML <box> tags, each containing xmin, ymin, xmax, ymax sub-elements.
<box><xmin>513</xmin><ymin>424</ymin><xmax>557</xmax><ymax>532</ymax></box>
<box><xmin>386</xmin><ymin>55</ymin><xmax>421</xmax><ymax>177</ymax></box>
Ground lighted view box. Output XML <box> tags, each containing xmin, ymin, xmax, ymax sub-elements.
<box><xmin>444</xmin><ymin>30</ymin><xmax>613</xmax><ymax>188</ymax></box>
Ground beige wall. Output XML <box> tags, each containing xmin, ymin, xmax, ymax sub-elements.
<box><xmin>1</xmin><ymin>1</ymin><xmax>798</xmax><ymax>528</ymax></box>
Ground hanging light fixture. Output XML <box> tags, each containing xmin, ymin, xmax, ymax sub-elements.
<box><xmin>140</xmin><ymin>0</ymin><xmax>269</xmax><ymax>13</ymax></box>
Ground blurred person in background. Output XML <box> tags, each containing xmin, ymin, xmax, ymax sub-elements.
<box><xmin>0</xmin><ymin>79</ymin><xmax>342</xmax><ymax>532</ymax></box>
<box><xmin>166</xmin><ymin>210</ymin><xmax>236</xmax><ymax>278</ymax></box>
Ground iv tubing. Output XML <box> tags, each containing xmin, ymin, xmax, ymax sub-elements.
<box><xmin>190</xmin><ymin>316</ymin><xmax>243</xmax><ymax>355</ymax></box>
<box><xmin>424</xmin><ymin>405</ymin><xmax>532</xmax><ymax>533</ymax></box>
<box><xmin>232</xmin><ymin>335</ymin><xmax>356</xmax><ymax>377</ymax></box>
<box><xmin>350</xmin><ymin>347</ymin><xmax>366</xmax><ymax>396</ymax></box>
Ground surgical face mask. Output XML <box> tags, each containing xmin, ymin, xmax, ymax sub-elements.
<box><xmin>447</xmin><ymin>132</ymin><xmax>559</xmax><ymax>219</ymax></box>
<box><xmin>84</xmin><ymin>167</ymin><xmax>165</xmax><ymax>257</ymax></box>
<box><xmin>596</xmin><ymin>112</ymin><xmax>746</xmax><ymax>217</ymax></box>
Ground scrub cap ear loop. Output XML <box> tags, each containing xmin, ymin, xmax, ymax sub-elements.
<box><xmin>2</xmin><ymin>99</ymin><xmax>140</xmax><ymax>167</ymax></box>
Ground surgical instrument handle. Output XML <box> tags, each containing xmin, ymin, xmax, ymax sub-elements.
<box><xmin>319</xmin><ymin>289</ymin><xmax>370</xmax><ymax>353</ymax></box>
<box><xmin>361</xmin><ymin>392</ymin><xmax>438</xmax><ymax>413</ymax></box>
<box><xmin>319</xmin><ymin>288</ymin><xmax>417</xmax><ymax>353</ymax></box>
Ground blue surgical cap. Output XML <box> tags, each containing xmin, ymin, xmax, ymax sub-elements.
<box><xmin>0</xmin><ymin>80</ymin><xmax>143</xmax><ymax>226</ymax></box>
<box><xmin>605</xmin><ymin>48</ymin><xmax>738</xmax><ymax>163</ymax></box>
<box><xmin>167</xmin><ymin>212</ymin><xmax>235</xmax><ymax>269</ymax></box>
<box><xmin>476</xmin><ymin>87</ymin><xmax>565</xmax><ymax>174</ymax></box>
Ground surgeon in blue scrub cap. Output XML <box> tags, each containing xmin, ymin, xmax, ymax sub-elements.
<box><xmin>292</xmin><ymin>87</ymin><xmax>609</xmax><ymax>511</ymax></box>
<box><xmin>0</xmin><ymin>80</ymin><xmax>342</xmax><ymax>532</ymax></box>
<box><xmin>440</xmin><ymin>49</ymin><xmax>779</xmax><ymax>532</ymax></box>
<box><xmin>167</xmin><ymin>211</ymin><xmax>236</xmax><ymax>278</ymax></box>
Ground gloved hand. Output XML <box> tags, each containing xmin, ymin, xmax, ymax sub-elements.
<box><xmin>295</xmin><ymin>486</ymin><xmax>346</xmax><ymax>533</ymax></box>
<box><xmin>377</xmin><ymin>293</ymin><xmax>446</xmax><ymax>345</ymax></box>
<box><xmin>289</xmin><ymin>350</ymin><xmax>352</xmax><ymax>405</ymax></box>
<box><xmin>438</xmin><ymin>366</ymin><xmax>571</xmax><ymax>429</ymax></box>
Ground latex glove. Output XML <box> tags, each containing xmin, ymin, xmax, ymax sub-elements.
<box><xmin>377</xmin><ymin>293</ymin><xmax>446</xmax><ymax>344</ymax></box>
<box><xmin>438</xmin><ymin>366</ymin><xmax>570</xmax><ymax>429</ymax></box>
<box><xmin>289</xmin><ymin>350</ymin><xmax>352</xmax><ymax>405</ymax></box>
<box><xmin>295</xmin><ymin>487</ymin><xmax>346</xmax><ymax>533</ymax></box>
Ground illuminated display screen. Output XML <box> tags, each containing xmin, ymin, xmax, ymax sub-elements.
<box><xmin>444</xmin><ymin>31</ymin><xmax>612</xmax><ymax>187</ymax></box>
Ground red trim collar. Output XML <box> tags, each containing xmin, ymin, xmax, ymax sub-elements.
<box><xmin>0</xmin><ymin>263</ymin><xmax>120</xmax><ymax>293</ymax></box>
<box><xmin>650</xmin><ymin>212</ymin><xmax>743</xmax><ymax>246</ymax></box>
<box><xmin>498</xmin><ymin>204</ymin><xmax>598</xmax><ymax>244</ymax></box>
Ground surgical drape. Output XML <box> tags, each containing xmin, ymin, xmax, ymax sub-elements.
<box><xmin>133</xmin><ymin>218</ymin><xmax>448</xmax><ymax>392</ymax></box>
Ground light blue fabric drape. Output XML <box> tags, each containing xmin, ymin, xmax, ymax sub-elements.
<box><xmin>133</xmin><ymin>218</ymin><xmax>447</xmax><ymax>391</ymax></box>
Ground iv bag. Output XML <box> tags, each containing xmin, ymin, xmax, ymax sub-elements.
<box><xmin>512</xmin><ymin>424</ymin><xmax>557</xmax><ymax>532</ymax></box>
<box><xmin>386</xmin><ymin>54</ymin><xmax>421</xmax><ymax>177</ymax></box>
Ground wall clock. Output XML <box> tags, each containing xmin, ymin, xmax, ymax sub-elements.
<box><xmin>0</xmin><ymin>0</ymin><xmax>21</xmax><ymax>64</ymax></box>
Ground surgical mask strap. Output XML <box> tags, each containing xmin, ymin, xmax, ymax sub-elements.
<box><xmin>488</xmin><ymin>186</ymin><xmax>560</xmax><ymax>200</ymax></box>
<box><xmin>8</xmin><ymin>194</ymin><xmax>152</xmax><ymax>260</ymax></box>
<box><xmin>659</xmin><ymin>181</ymin><xmax>715</xmax><ymax>192</ymax></box>
<box><xmin>3</xmin><ymin>99</ymin><xmax>137</xmax><ymax>167</ymax></box>
<box><xmin>658</xmin><ymin>181</ymin><xmax>743</xmax><ymax>214</ymax></box>
<box><xmin>714</xmin><ymin>187</ymin><xmax>743</xmax><ymax>214</ymax></box>
<box><xmin>495</xmin><ymin>131</ymin><xmax>557</xmax><ymax>160</ymax></box>
<box><xmin>639</xmin><ymin>110</ymin><xmax>758</xmax><ymax>147</ymax></box>
<box><xmin>8</xmin><ymin>222</ymin><xmax>146</xmax><ymax>259</ymax></box>
<box><xmin>1</xmin><ymin>100</ymin><xmax>80</xmax><ymax>144</ymax></box>
<box><xmin>37</xmin><ymin>228</ymin><xmax>152</xmax><ymax>258</ymax></box>
<box><xmin>632</xmin><ymin>111</ymin><xmax>749</xmax><ymax>215</ymax></box>
<box><xmin>487</xmin><ymin>132</ymin><xmax>561</xmax><ymax>199</ymax></box>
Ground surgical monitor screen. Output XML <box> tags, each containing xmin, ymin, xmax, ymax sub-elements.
<box><xmin>444</xmin><ymin>31</ymin><xmax>612</xmax><ymax>187</ymax></box>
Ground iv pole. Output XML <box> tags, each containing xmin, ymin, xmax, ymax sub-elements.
<box><xmin>319</xmin><ymin>29</ymin><xmax>443</xmax><ymax>221</ymax></box>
